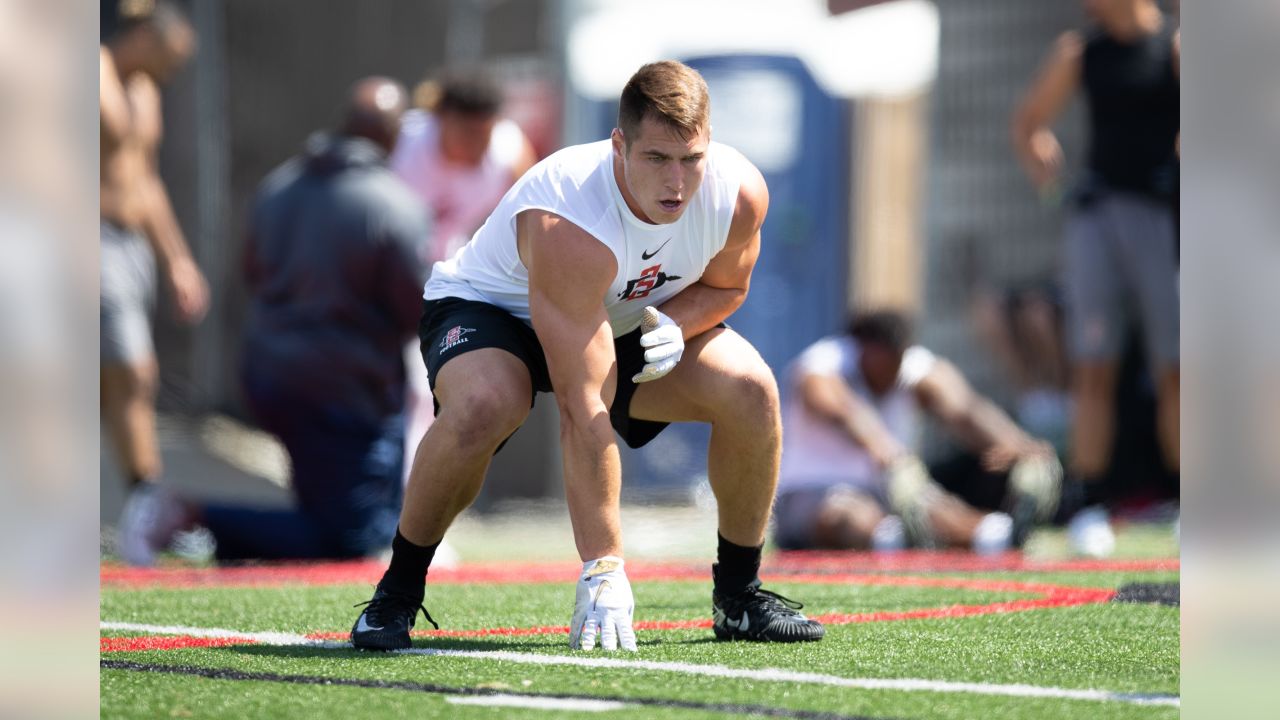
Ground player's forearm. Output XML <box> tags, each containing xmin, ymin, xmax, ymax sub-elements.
<box><xmin>141</xmin><ymin>175</ymin><xmax>196</xmax><ymax>270</ymax></box>
<box><xmin>954</xmin><ymin>397</ymin><xmax>1034</xmax><ymax>455</ymax></box>
<box><xmin>840</xmin><ymin>403</ymin><xmax>908</xmax><ymax>467</ymax></box>
<box><xmin>1011</xmin><ymin>121</ymin><xmax>1048</xmax><ymax>177</ymax></box>
<box><xmin>557</xmin><ymin>405</ymin><xmax>625</xmax><ymax>561</ymax></box>
<box><xmin>802</xmin><ymin>377</ymin><xmax>905</xmax><ymax>466</ymax></box>
<box><xmin>656</xmin><ymin>281</ymin><xmax>745</xmax><ymax>340</ymax></box>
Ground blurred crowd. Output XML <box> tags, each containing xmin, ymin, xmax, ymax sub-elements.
<box><xmin>101</xmin><ymin>0</ymin><xmax>1178</xmax><ymax>565</ymax></box>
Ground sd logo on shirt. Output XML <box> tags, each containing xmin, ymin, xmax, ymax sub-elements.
<box><xmin>618</xmin><ymin>264</ymin><xmax>682</xmax><ymax>301</ymax></box>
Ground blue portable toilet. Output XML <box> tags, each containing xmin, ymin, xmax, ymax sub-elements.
<box><xmin>563</xmin><ymin>0</ymin><xmax>939</xmax><ymax>497</ymax></box>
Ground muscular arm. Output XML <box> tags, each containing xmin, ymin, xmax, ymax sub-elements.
<box><xmin>99</xmin><ymin>49</ymin><xmax>130</xmax><ymax>150</ymax></box>
<box><xmin>915</xmin><ymin>360</ymin><xmax>1038</xmax><ymax>464</ymax></box>
<box><xmin>797</xmin><ymin>371</ymin><xmax>907</xmax><ymax>468</ymax></box>
<box><xmin>1012</xmin><ymin>31</ymin><xmax>1083</xmax><ymax>191</ymax></box>
<box><xmin>133</xmin><ymin>79</ymin><xmax>209</xmax><ymax>322</ymax></box>
<box><xmin>520</xmin><ymin>210</ymin><xmax>624</xmax><ymax>561</ymax></box>
<box><xmin>653</xmin><ymin>159</ymin><xmax>768</xmax><ymax>339</ymax></box>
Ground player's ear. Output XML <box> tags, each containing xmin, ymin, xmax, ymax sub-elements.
<box><xmin>611</xmin><ymin>128</ymin><xmax>625</xmax><ymax>159</ymax></box>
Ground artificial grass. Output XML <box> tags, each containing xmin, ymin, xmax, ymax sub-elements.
<box><xmin>101</xmin><ymin>524</ymin><xmax>1179</xmax><ymax>719</ymax></box>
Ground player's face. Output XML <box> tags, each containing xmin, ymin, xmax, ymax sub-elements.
<box><xmin>439</xmin><ymin>111</ymin><xmax>498</xmax><ymax>167</ymax></box>
<box><xmin>859</xmin><ymin>344</ymin><xmax>904</xmax><ymax>397</ymax></box>
<box><xmin>613</xmin><ymin>115</ymin><xmax>708</xmax><ymax>225</ymax></box>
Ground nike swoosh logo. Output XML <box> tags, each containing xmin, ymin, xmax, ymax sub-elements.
<box><xmin>591</xmin><ymin>579</ymin><xmax>611</xmax><ymax>611</ymax></box>
<box><xmin>355</xmin><ymin>615</ymin><xmax>384</xmax><ymax>633</ymax></box>
<box><xmin>725</xmin><ymin>613</ymin><xmax>749</xmax><ymax>632</ymax></box>
<box><xmin>641</xmin><ymin>238</ymin><xmax>672</xmax><ymax>260</ymax></box>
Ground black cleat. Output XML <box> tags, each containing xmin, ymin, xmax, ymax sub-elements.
<box><xmin>712</xmin><ymin>580</ymin><xmax>825</xmax><ymax>643</ymax></box>
<box><xmin>351</xmin><ymin>587</ymin><xmax>438</xmax><ymax>651</ymax></box>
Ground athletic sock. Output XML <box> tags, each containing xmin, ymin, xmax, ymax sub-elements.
<box><xmin>871</xmin><ymin>515</ymin><xmax>906</xmax><ymax>551</ymax></box>
<box><xmin>713</xmin><ymin>533</ymin><xmax>762</xmax><ymax>597</ymax></box>
<box><xmin>378</xmin><ymin>529</ymin><xmax>440</xmax><ymax>600</ymax></box>
<box><xmin>971</xmin><ymin>512</ymin><xmax>1014</xmax><ymax>555</ymax></box>
<box><xmin>1057</xmin><ymin>475</ymin><xmax>1110</xmax><ymax>522</ymax></box>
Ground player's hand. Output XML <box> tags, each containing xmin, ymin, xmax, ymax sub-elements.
<box><xmin>631</xmin><ymin>306</ymin><xmax>683</xmax><ymax>383</ymax></box>
<box><xmin>885</xmin><ymin>454</ymin><xmax>942</xmax><ymax>548</ymax></box>
<box><xmin>1008</xmin><ymin>448</ymin><xmax>1063</xmax><ymax>523</ymax></box>
<box><xmin>1026</xmin><ymin>129</ymin><xmax>1064</xmax><ymax>193</ymax></box>
<box><xmin>569</xmin><ymin>556</ymin><xmax>637</xmax><ymax>652</ymax></box>
<box><xmin>166</xmin><ymin>256</ymin><xmax>209</xmax><ymax>324</ymax></box>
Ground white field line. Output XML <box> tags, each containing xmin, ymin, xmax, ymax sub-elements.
<box><xmin>101</xmin><ymin>621</ymin><xmax>1178</xmax><ymax>708</ymax></box>
<box><xmin>100</xmin><ymin>621</ymin><xmax>345</xmax><ymax>649</ymax></box>
<box><xmin>445</xmin><ymin>694</ymin><xmax>626</xmax><ymax>711</ymax></box>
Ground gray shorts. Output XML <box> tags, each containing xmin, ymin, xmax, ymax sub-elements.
<box><xmin>100</xmin><ymin>220</ymin><xmax>155</xmax><ymax>364</ymax></box>
<box><xmin>773</xmin><ymin>483</ymin><xmax>886</xmax><ymax>550</ymax></box>
<box><xmin>1064</xmin><ymin>192</ymin><xmax>1179</xmax><ymax>368</ymax></box>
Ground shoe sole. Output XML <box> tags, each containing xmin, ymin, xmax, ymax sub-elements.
<box><xmin>351</xmin><ymin>633</ymin><xmax>412</xmax><ymax>651</ymax></box>
<box><xmin>712</xmin><ymin>625</ymin><xmax>825</xmax><ymax>643</ymax></box>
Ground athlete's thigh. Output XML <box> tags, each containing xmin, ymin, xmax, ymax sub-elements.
<box><xmin>1064</xmin><ymin>203</ymin><xmax>1125</xmax><ymax>361</ymax></box>
<box><xmin>628</xmin><ymin>326</ymin><xmax>773</xmax><ymax>424</ymax></box>
<box><xmin>1113</xmin><ymin>197</ymin><xmax>1180</xmax><ymax>369</ymax></box>
<box><xmin>432</xmin><ymin>347</ymin><xmax>534</xmax><ymax>416</ymax></box>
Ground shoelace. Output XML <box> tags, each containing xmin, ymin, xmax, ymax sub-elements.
<box><xmin>742</xmin><ymin>587</ymin><xmax>806</xmax><ymax>618</ymax></box>
<box><xmin>354</xmin><ymin>592</ymin><xmax>440</xmax><ymax>631</ymax></box>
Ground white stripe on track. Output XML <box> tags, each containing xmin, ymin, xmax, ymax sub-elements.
<box><xmin>101</xmin><ymin>620</ymin><xmax>1177</xmax><ymax>708</ymax></box>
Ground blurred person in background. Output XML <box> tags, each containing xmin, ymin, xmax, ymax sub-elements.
<box><xmin>969</xmin><ymin>279</ymin><xmax>1072</xmax><ymax>458</ymax></box>
<box><xmin>392</xmin><ymin>67</ymin><xmax>539</xmax><ymax>266</ymax></box>
<box><xmin>124</xmin><ymin>78</ymin><xmax>430</xmax><ymax>563</ymax></box>
<box><xmin>390</xmin><ymin>68</ymin><xmax>539</xmax><ymax>487</ymax></box>
<box><xmin>101</xmin><ymin>0</ymin><xmax>209</xmax><ymax>565</ymax></box>
<box><xmin>1012</xmin><ymin>0</ymin><xmax>1179</xmax><ymax>556</ymax></box>
<box><xmin>350</xmin><ymin>60</ymin><xmax>825</xmax><ymax>652</ymax></box>
<box><xmin>774</xmin><ymin>310</ymin><xmax>1063</xmax><ymax>555</ymax></box>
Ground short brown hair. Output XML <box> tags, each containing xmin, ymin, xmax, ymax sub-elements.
<box><xmin>617</xmin><ymin>61</ymin><xmax>710</xmax><ymax>145</ymax></box>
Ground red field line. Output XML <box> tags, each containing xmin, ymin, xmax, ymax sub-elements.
<box><xmin>101</xmin><ymin>636</ymin><xmax>254</xmax><ymax>653</ymax></box>
<box><xmin>100</xmin><ymin>553</ymin><xmax>1178</xmax><ymax>590</ymax></box>
<box><xmin>100</xmin><ymin>570</ymin><xmax>1121</xmax><ymax>653</ymax></box>
<box><xmin>117</xmin><ymin>571</ymin><xmax>1111</xmax><ymax>645</ymax></box>
<box><xmin>115</xmin><ymin>581</ymin><xmax>1114</xmax><ymax>651</ymax></box>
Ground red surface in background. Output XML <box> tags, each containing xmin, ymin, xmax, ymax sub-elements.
<box><xmin>101</xmin><ymin>551</ymin><xmax>1177</xmax><ymax>590</ymax></box>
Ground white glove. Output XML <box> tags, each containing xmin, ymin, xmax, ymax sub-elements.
<box><xmin>631</xmin><ymin>306</ymin><xmax>684</xmax><ymax>383</ymax></box>
<box><xmin>568</xmin><ymin>556</ymin><xmax>637</xmax><ymax>652</ymax></box>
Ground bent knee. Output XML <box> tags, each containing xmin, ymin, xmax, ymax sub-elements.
<box><xmin>719</xmin><ymin>366</ymin><xmax>780</xmax><ymax>423</ymax></box>
<box><xmin>437</xmin><ymin>387</ymin><xmax>529</xmax><ymax>448</ymax></box>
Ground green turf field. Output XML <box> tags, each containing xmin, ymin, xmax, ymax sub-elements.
<box><xmin>100</xmin><ymin>522</ymin><xmax>1179</xmax><ymax>719</ymax></box>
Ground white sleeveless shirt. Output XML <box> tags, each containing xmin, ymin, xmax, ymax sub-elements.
<box><xmin>778</xmin><ymin>335</ymin><xmax>938</xmax><ymax>492</ymax></box>
<box><xmin>423</xmin><ymin>139</ymin><xmax>747</xmax><ymax>337</ymax></box>
<box><xmin>390</xmin><ymin>109</ymin><xmax>528</xmax><ymax>264</ymax></box>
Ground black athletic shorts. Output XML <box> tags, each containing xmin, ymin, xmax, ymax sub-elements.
<box><xmin>418</xmin><ymin>296</ymin><xmax>668</xmax><ymax>449</ymax></box>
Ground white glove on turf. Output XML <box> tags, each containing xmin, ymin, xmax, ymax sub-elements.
<box><xmin>631</xmin><ymin>306</ymin><xmax>684</xmax><ymax>383</ymax></box>
<box><xmin>568</xmin><ymin>556</ymin><xmax>638</xmax><ymax>652</ymax></box>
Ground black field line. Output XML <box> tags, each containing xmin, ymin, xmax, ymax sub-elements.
<box><xmin>1111</xmin><ymin>582</ymin><xmax>1180</xmax><ymax>607</ymax></box>
<box><xmin>102</xmin><ymin>659</ymin><xmax>903</xmax><ymax>720</ymax></box>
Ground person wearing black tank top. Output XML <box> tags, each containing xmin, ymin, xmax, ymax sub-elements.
<box><xmin>1013</xmin><ymin>0</ymin><xmax>1179</xmax><ymax>556</ymax></box>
